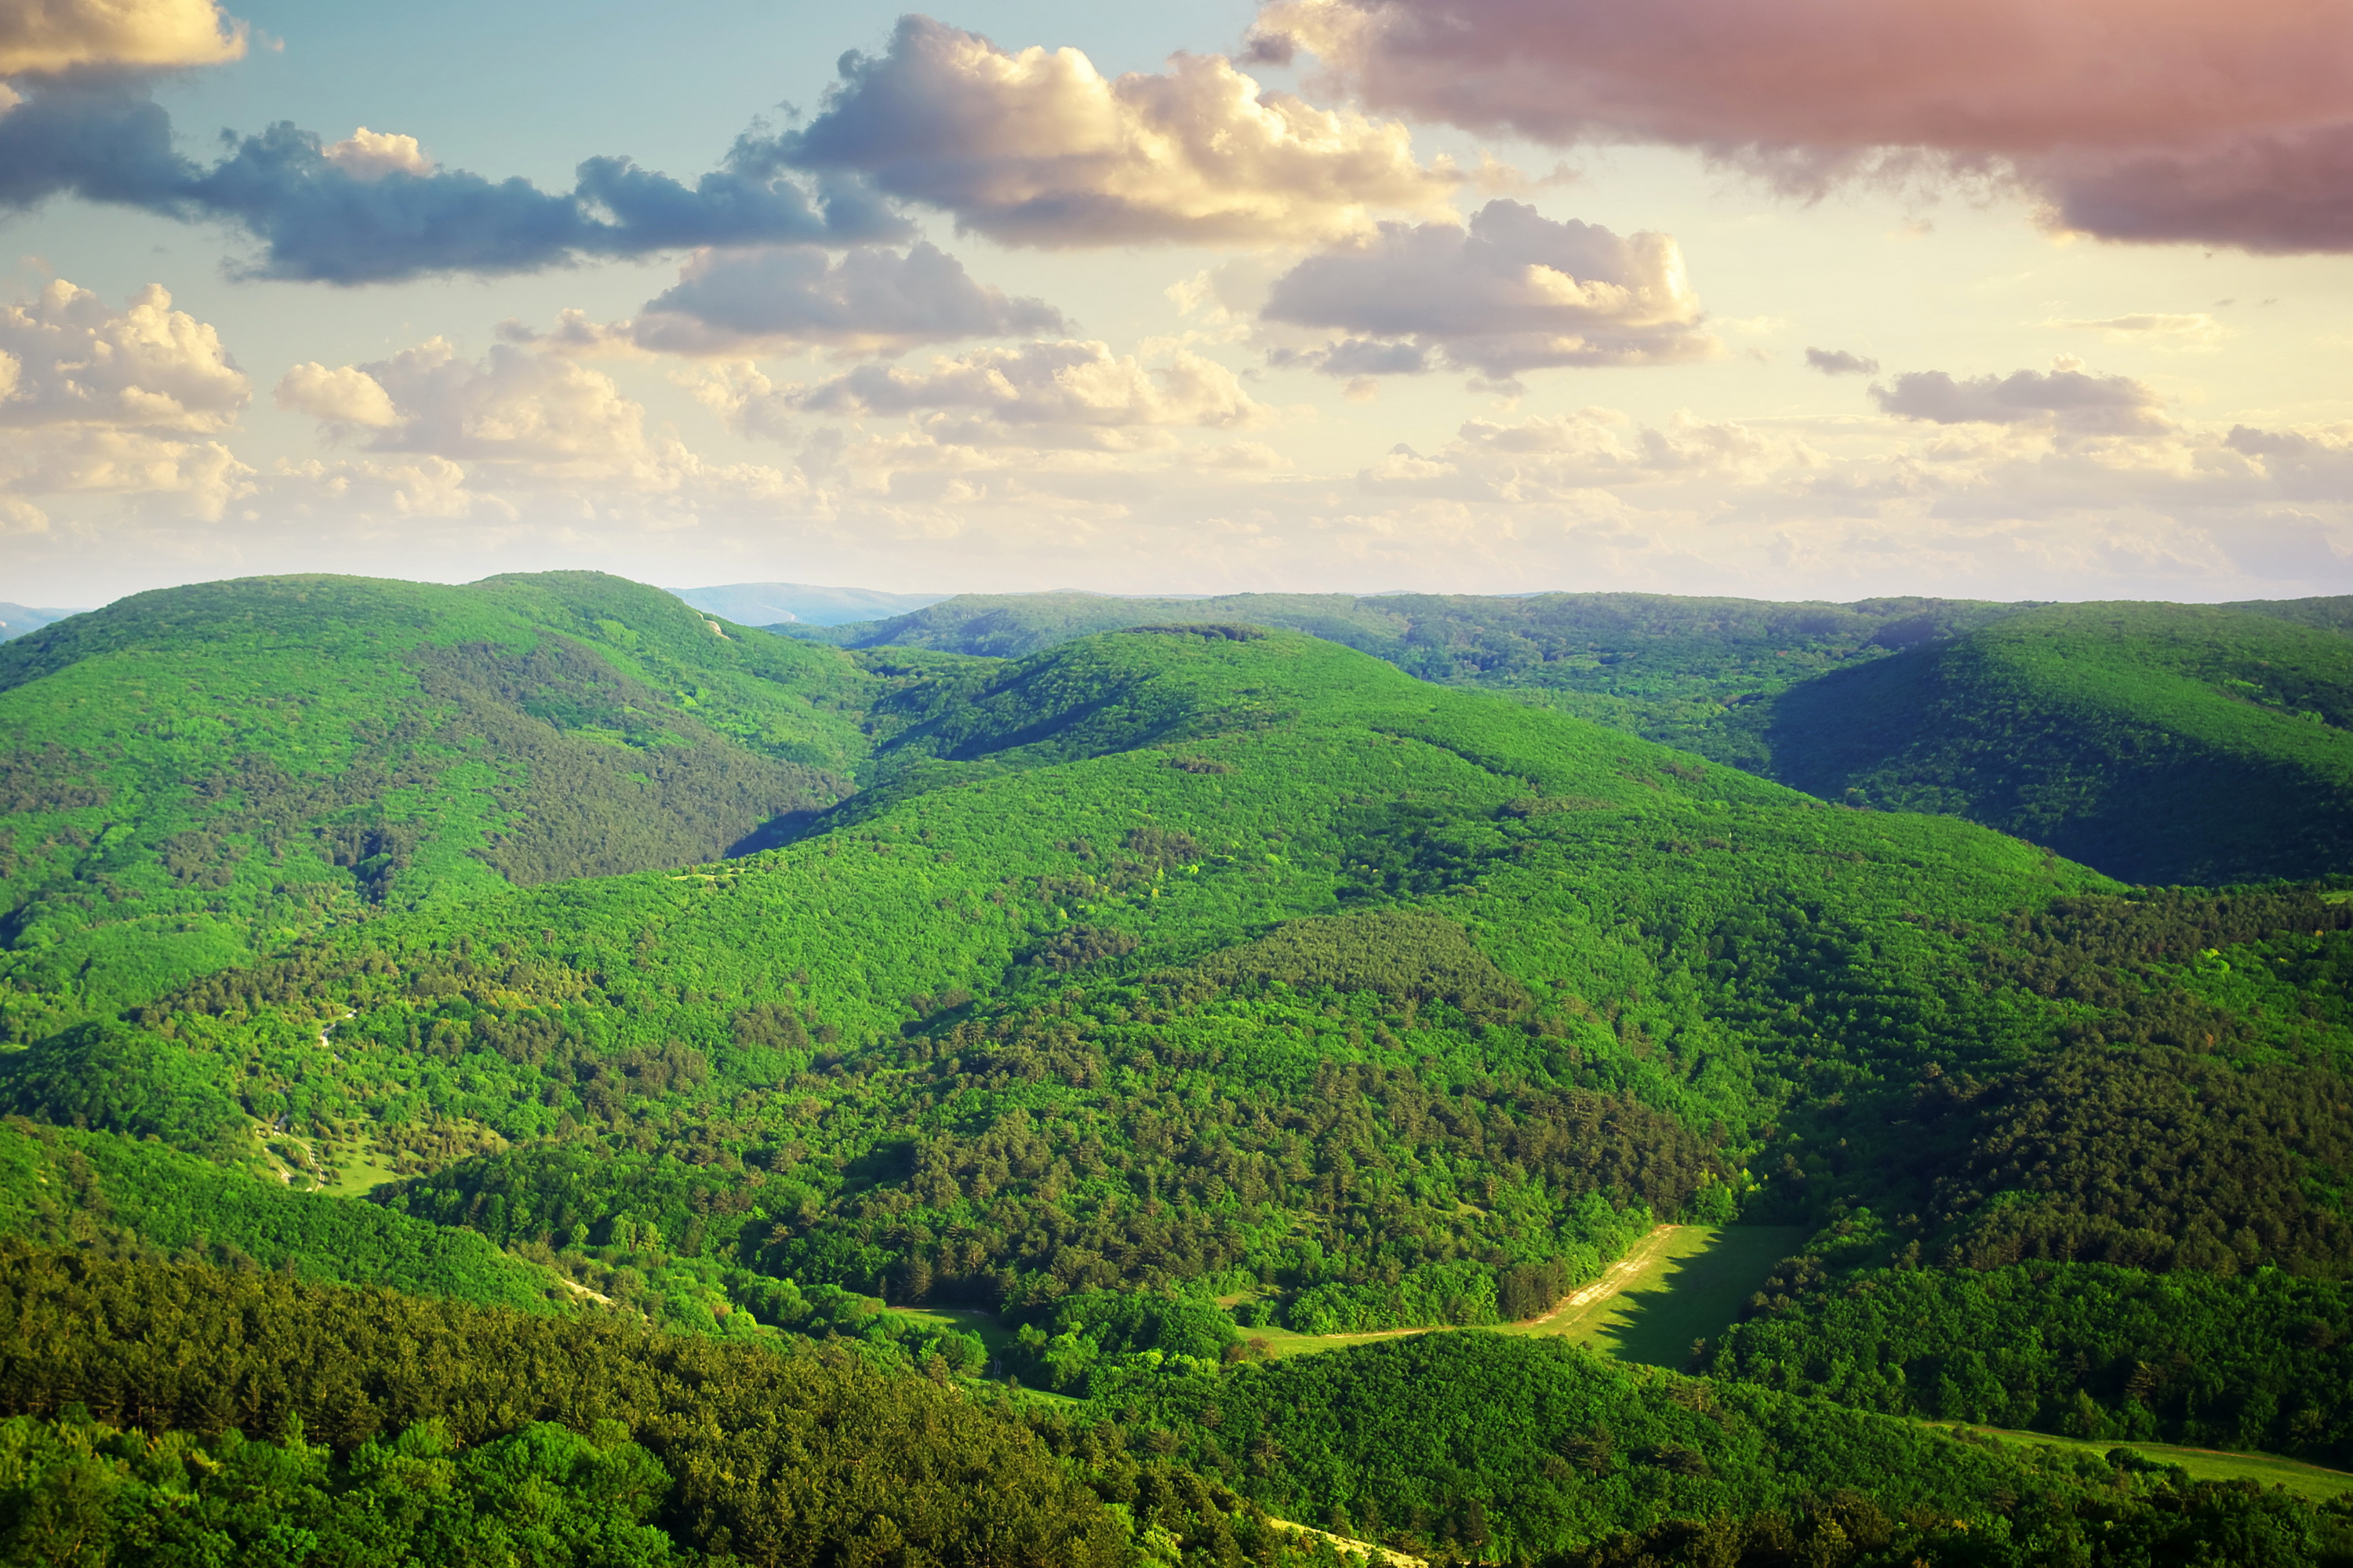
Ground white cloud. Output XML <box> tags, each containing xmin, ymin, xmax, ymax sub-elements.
<box><xmin>715</xmin><ymin>340</ymin><xmax>1271</xmax><ymax>451</ymax></box>
<box><xmin>1260</xmin><ymin>201</ymin><xmax>1716</xmax><ymax>380</ymax></box>
<box><xmin>321</xmin><ymin>127</ymin><xmax>435</xmax><ymax>180</ymax></box>
<box><xmin>2046</xmin><ymin>312</ymin><xmax>2234</xmax><ymax>350</ymax></box>
<box><xmin>622</xmin><ymin>242</ymin><xmax>1067</xmax><ymax>358</ymax></box>
<box><xmin>0</xmin><ymin>0</ymin><xmax>245</xmax><ymax>75</ymax></box>
<box><xmin>784</xmin><ymin>16</ymin><xmax>1460</xmax><ymax>246</ymax></box>
<box><xmin>0</xmin><ymin>281</ymin><xmax>247</xmax><ymax>432</ymax></box>
<box><xmin>275</xmin><ymin>362</ymin><xmax>401</xmax><ymax>427</ymax></box>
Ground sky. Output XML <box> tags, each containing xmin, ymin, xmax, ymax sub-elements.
<box><xmin>3</xmin><ymin>0</ymin><xmax>2353</xmax><ymax>607</ymax></box>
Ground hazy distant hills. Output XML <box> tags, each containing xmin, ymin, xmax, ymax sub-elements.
<box><xmin>0</xmin><ymin>602</ymin><xmax>85</xmax><ymax>641</ymax></box>
<box><xmin>671</xmin><ymin>580</ymin><xmax>951</xmax><ymax>626</ymax></box>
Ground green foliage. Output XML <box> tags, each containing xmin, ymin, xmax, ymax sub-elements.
<box><xmin>0</xmin><ymin>1117</ymin><xmax>562</xmax><ymax>1311</ymax></box>
<box><xmin>1715</xmin><ymin>1262</ymin><xmax>2353</xmax><ymax>1465</ymax></box>
<box><xmin>1085</xmin><ymin>1332</ymin><xmax>2040</xmax><ymax>1561</ymax></box>
<box><xmin>0</xmin><ymin>572</ymin><xmax>875</xmax><ymax>1038</ymax></box>
<box><xmin>1763</xmin><ymin>602</ymin><xmax>2353</xmax><ymax>883</ymax></box>
<box><xmin>0</xmin><ymin>1021</ymin><xmax>244</xmax><ymax>1153</ymax></box>
<box><xmin>1553</xmin><ymin>1479</ymin><xmax>2353</xmax><ymax>1568</ymax></box>
<box><xmin>0</xmin><ymin>1413</ymin><xmax>686</xmax><ymax>1567</ymax></box>
<box><xmin>0</xmin><ymin>1240</ymin><xmax>1127</xmax><ymax>1566</ymax></box>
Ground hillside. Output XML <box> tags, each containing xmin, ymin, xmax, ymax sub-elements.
<box><xmin>780</xmin><ymin>589</ymin><xmax>2034</xmax><ymax>770</ymax></box>
<box><xmin>1762</xmin><ymin>602</ymin><xmax>2353</xmax><ymax>884</ymax></box>
<box><xmin>795</xmin><ymin>590</ymin><xmax>2353</xmax><ymax>885</ymax></box>
<box><xmin>0</xmin><ymin>572</ymin><xmax>883</xmax><ymax>1039</ymax></box>
<box><xmin>6</xmin><ymin>577</ymin><xmax>2353</xmax><ymax>1562</ymax></box>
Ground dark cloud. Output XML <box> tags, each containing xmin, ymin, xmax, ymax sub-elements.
<box><xmin>1806</xmin><ymin>347</ymin><xmax>1878</xmax><ymax>376</ymax></box>
<box><xmin>630</xmin><ymin>241</ymin><xmax>1067</xmax><ymax>355</ymax></box>
<box><xmin>1871</xmin><ymin>366</ymin><xmax>2167</xmax><ymax>434</ymax></box>
<box><xmin>1260</xmin><ymin>199</ymin><xmax>1717</xmax><ymax>378</ymax></box>
<box><xmin>1246</xmin><ymin>0</ymin><xmax>2353</xmax><ymax>253</ymax></box>
<box><xmin>2039</xmin><ymin>126</ymin><xmax>2353</xmax><ymax>255</ymax></box>
<box><xmin>0</xmin><ymin>82</ymin><xmax>905</xmax><ymax>283</ymax></box>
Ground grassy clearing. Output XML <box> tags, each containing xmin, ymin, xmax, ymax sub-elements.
<box><xmin>1213</xmin><ymin>1226</ymin><xmax>1805</xmax><ymax>1368</ymax></box>
<box><xmin>1938</xmin><ymin>1423</ymin><xmax>2353</xmax><ymax>1502</ymax></box>
<box><xmin>1529</xmin><ymin>1224</ymin><xmax>1803</xmax><ymax>1367</ymax></box>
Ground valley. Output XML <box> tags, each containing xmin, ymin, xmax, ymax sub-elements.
<box><xmin>0</xmin><ymin>573</ymin><xmax>2349</xmax><ymax>1564</ymax></box>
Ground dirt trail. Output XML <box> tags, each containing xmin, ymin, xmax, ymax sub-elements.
<box><xmin>1525</xmin><ymin>1224</ymin><xmax>1678</xmax><ymax>1330</ymax></box>
<box><xmin>1266</xmin><ymin>1519</ymin><xmax>1425</xmax><ymax>1566</ymax></box>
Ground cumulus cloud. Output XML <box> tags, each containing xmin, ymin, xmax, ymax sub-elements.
<box><xmin>0</xmin><ymin>279</ymin><xmax>246</xmax><ymax>430</ymax></box>
<box><xmin>1247</xmin><ymin>0</ymin><xmax>2353</xmax><ymax>253</ymax></box>
<box><xmin>619</xmin><ymin>242</ymin><xmax>1067</xmax><ymax>357</ymax></box>
<box><xmin>1260</xmin><ymin>199</ymin><xmax>1715</xmax><ymax>379</ymax></box>
<box><xmin>1870</xmin><ymin>361</ymin><xmax>2169</xmax><ymax>435</ymax></box>
<box><xmin>1806</xmin><ymin>347</ymin><xmax>1878</xmax><ymax>376</ymax></box>
<box><xmin>273</xmin><ymin>362</ymin><xmax>400</xmax><ymax>427</ymax></box>
<box><xmin>782</xmin><ymin>15</ymin><xmax>1457</xmax><ymax>246</ymax></box>
<box><xmin>322</xmin><ymin>127</ymin><xmax>435</xmax><ymax>180</ymax></box>
<box><xmin>0</xmin><ymin>82</ymin><xmax>905</xmax><ymax>283</ymax></box>
<box><xmin>0</xmin><ymin>0</ymin><xmax>243</xmax><ymax>75</ymax></box>
<box><xmin>2044</xmin><ymin>312</ymin><xmax>2232</xmax><ymax>350</ymax></box>
<box><xmin>277</xmin><ymin>338</ymin><xmax>663</xmax><ymax>482</ymax></box>
<box><xmin>0</xmin><ymin>278</ymin><xmax>252</xmax><ymax>529</ymax></box>
<box><xmin>704</xmin><ymin>340</ymin><xmax>1268</xmax><ymax>451</ymax></box>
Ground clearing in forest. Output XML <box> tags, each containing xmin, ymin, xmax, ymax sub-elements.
<box><xmin>1512</xmin><ymin>1224</ymin><xmax>1803</xmax><ymax>1367</ymax></box>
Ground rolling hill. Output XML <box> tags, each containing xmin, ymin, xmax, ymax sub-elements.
<box><xmin>0</xmin><ymin>572</ymin><xmax>879</xmax><ymax>1039</ymax></box>
<box><xmin>5</xmin><ymin>574</ymin><xmax>2353</xmax><ymax>1563</ymax></box>
<box><xmin>1762</xmin><ymin>602</ymin><xmax>2353</xmax><ymax>884</ymax></box>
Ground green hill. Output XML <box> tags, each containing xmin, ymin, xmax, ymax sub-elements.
<box><xmin>9</xmin><ymin>575</ymin><xmax>2353</xmax><ymax>1563</ymax></box>
<box><xmin>782</xmin><ymin>588</ymin><xmax>2032</xmax><ymax>771</ymax></box>
<box><xmin>1761</xmin><ymin>602</ymin><xmax>2353</xmax><ymax>884</ymax></box>
<box><xmin>798</xmin><ymin>590</ymin><xmax>2353</xmax><ymax>885</ymax></box>
<box><xmin>0</xmin><ymin>572</ymin><xmax>881</xmax><ymax>1039</ymax></box>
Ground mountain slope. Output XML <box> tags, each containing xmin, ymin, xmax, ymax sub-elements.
<box><xmin>0</xmin><ymin>572</ymin><xmax>881</xmax><ymax>1039</ymax></box>
<box><xmin>1762</xmin><ymin>602</ymin><xmax>2353</xmax><ymax>884</ymax></box>
<box><xmin>781</xmin><ymin>590</ymin><xmax>2033</xmax><ymax>771</ymax></box>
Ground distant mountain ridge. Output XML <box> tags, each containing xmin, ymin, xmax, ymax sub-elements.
<box><xmin>671</xmin><ymin>581</ymin><xmax>953</xmax><ymax>626</ymax></box>
<box><xmin>0</xmin><ymin>603</ymin><xmax>87</xmax><ymax>641</ymax></box>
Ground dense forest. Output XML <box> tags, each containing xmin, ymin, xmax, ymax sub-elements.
<box><xmin>791</xmin><ymin>589</ymin><xmax>2353</xmax><ymax>884</ymax></box>
<box><xmin>2</xmin><ymin>573</ymin><xmax>2353</xmax><ymax>1564</ymax></box>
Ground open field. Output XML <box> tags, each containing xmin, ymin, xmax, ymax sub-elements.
<box><xmin>1183</xmin><ymin>1225</ymin><xmax>1803</xmax><ymax>1367</ymax></box>
<box><xmin>1528</xmin><ymin>1224</ymin><xmax>1804</xmax><ymax>1366</ymax></box>
<box><xmin>1939</xmin><ymin>1423</ymin><xmax>2353</xmax><ymax>1503</ymax></box>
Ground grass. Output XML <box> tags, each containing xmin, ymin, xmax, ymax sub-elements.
<box><xmin>1529</xmin><ymin>1224</ymin><xmax>1804</xmax><ymax>1367</ymax></box>
<box><xmin>1936</xmin><ymin>1422</ymin><xmax>2353</xmax><ymax>1502</ymax></box>
<box><xmin>1222</xmin><ymin>1227</ymin><xmax>1805</xmax><ymax>1368</ymax></box>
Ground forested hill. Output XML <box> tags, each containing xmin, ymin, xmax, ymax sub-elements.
<box><xmin>1763</xmin><ymin>602</ymin><xmax>2353</xmax><ymax>884</ymax></box>
<box><xmin>778</xmin><ymin>590</ymin><xmax>2036</xmax><ymax>770</ymax></box>
<box><xmin>8</xmin><ymin>583</ymin><xmax>2353</xmax><ymax>1559</ymax></box>
<box><xmin>792</xmin><ymin>590</ymin><xmax>2353</xmax><ymax>884</ymax></box>
<box><xmin>0</xmin><ymin>572</ymin><xmax>882</xmax><ymax>1039</ymax></box>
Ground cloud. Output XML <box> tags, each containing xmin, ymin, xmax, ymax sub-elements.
<box><xmin>707</xmin><ymin>340</ymin><xmax>1269</xmax><ymax>450</ymax></box>
<box><xmin>1247</xmin><ymin>0</ymin><xmax>2353</xmax><ymax>253</ymax></box>
<box><xmin>280</xmin><ymin>338</ymin><xmax>660</xmax><ymax>481</ymax></box>
<box><xmin>0</xmin><ymin>279</ymin><xmax>247</xmax><ymax>430</ymax></box>
<box><xmin>1806</xmin><ymin>347</ymin><xmax>1878</xmax><ymax>375</ymax></box>
<box><xmin>620</xmin><ymin>242</ymin><xmax>1067</xmax><ymax>357</ymax></box>
<box><xmin>783</xmin><ymin>15</ymin><xmax>1457</xmax><ymax>246</ymax></box>
<box><xmin>0</xmin><ymin>0</ymin><xmax>243</xmax><ymax>75</ymax></box>
<box><xmin>0</xmin><ymin>81</ymin><xmax>906</xmax><ymax>283</ymax></box>
<box><xmin>273</xmin><ymin>362</ymin><xmax>399</xmax><ymax>427</ymax></box>
<box><xmin>2042</xmin><ymin>126</ymin><xmax>2353</xmax><ymax>254</ymax></box>
<box><xmin>1870</xmin><ymin>361</ymin><xmax>2169</xmax><ymax>435</ymax></box>
<box><xmin>1260</xmin><ymin>199</ymin><xmax>1715</xmax><ymax>379</ymax></box>
<box><xmin>0</xmin><ymin>278</ymin><xmax>253</xmax><ymax>532</ymax></box>
<box><xmin>2046</xmin><ymin>312</ymin><xmax>2232</xmax><ymax>350</ymax></box>
<box><xmin>322</xmin><ymin>127</ymin><xmax>434</xmax><ymax>180</ymax></box>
